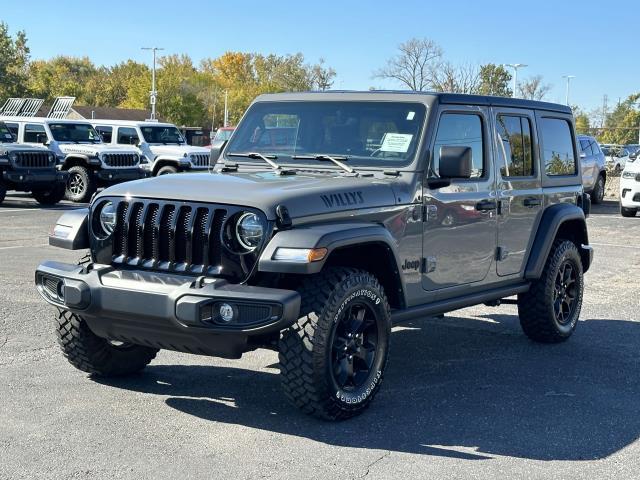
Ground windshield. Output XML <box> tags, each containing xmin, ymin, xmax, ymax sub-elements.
<box><xmin>49</xmin><ymin>123</ymin><xmax>101</xmax><ymax>143</ymax></box>
<box><xmin>224</xmin><ymin>101</ymin><xmax>426</xmax><ymax>168</ymax></box>
<box><xmin>0</xmin><ymin>122</ymin><xmax>15</xmax><ymax>143</ymax></box>
<box><xmin>214</xmin><ymin>128</ymin><xmax>234</xmax><ymax>141</ymax></box>
<box><xmin>140</xmin><ymin>125</ymin><xmax>185</xmax><ymax>144</ymax></box>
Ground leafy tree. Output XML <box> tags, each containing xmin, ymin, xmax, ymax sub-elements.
<box><xmin>88</xmin><ymin>60</ymin><xmax>150</xmax><ymax>109</ymax></box>
<box><xmin>156</xmin><ymin>54</ymin><xmax>206</xmax><ymax>126</ymax></box>
<box><xmin>309</xmin><ymin>58</ymin><xmax>336</xmax><ymax>91</ymax></box>
<box><xmin>27</xmin><ymin>56</ymin><xmax>98</xmax><ymax>102</ymax></box>
<box><xmin>477</xmin><ymin>63</ymin><xmax>512</xmax><ymax>97</ymax></box>
<box><xmin>600</xmin><ymin>94</ymin><xmax>640</xmax><ymax>144</ymax></box>
<box><xmin>0</xmin><ymin>22</ymin><xmax>30</xmax><ymax>100</ymax></box>
<box><xmin>374</xmin><ymin>37</ymin><xmax>443</xmax><ymax>91</ymax></box>
<box><xmin>517</xmin><ymin>75</ymin><xmax>552</xmax><ymax>101</ymax></box>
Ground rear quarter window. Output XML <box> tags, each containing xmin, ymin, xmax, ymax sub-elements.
<box><xmin>540</xmin><ymin>118</ymin><xmax>577</xmax><ymax>176</ymax></box>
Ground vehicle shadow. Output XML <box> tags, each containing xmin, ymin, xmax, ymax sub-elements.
<box><xmin>590</xmin><ymin>199</ymin><xmax>620</xmax><ymax>215</ymax></box>
<box><xmin>95</xmin><ymin>314</ymin><xmax>640</xmax><ymax>461</ymax></box>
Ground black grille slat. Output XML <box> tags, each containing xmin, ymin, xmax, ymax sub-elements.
<box><xmin>126</xmin><ymin>203</ymin><xmax>146</xmax><ymax>261</ymax></box>
<box><xmin>15</xmin><ymin>151</ymin><xmax>50</xmax><ymax>168</ymax></box>
<box><xmin>103</xmin><ymin>153</ymin><xmax>138</xmax><ymax>168</ymax></box>
<box><xmin>174</xmin><ymin>207</ymin><xmax>192</xmax><ymax>265</ymax></box>
<box><xmin>192</xmin><ymin>208</ymin><xmax>209</xmax><ymax>266</ymax></box>
<box><xmin>114</xmin><ymin>202</ymin><xmax>130</xmax><ymax>258</ymax></box>
<box><xmin>209</xmin><ymin>210</ymin><xmax>226</xmax><ymax>267</ymax></box>
<box><xmin>158</xmin><ymin>205</ymin><xmax>176</xmax><ymax>263</ymax></box>
<box><xmin>143</xmin><ymin>204</ymin><xmax>160</xmax><ymax>262</ymax></box>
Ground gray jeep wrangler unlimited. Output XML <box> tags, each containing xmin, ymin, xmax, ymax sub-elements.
<box><xmin>0</xmin><ymin>121</ymin><xmax>67</xmax><ymax>205</ymax></box>
<box><xmin>35</xmin><ymin>92</ymin><xmax>593</xmax><ymax>420</ymax></box>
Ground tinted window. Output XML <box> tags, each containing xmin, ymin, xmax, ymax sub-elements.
<box><xmin>24</xmin><ymin>124</ymin><xmax>47</xmax><ymax>143</ymax></box>
<box><xmin>95</xmin><ymin>126</ymin><xmax>113</xmax><ymax>143</ymax></box>
<box><xmin>117</xmin><ymin>127</ymin><xmax>139</xmax><ymax>145</ymax></box>
<box><xmin>3</xmin><ymin>122</ymin><xmax>18</xmax><ymax>141</ymax></box>
<box><xmin>496</xmin><ymin>115</ymin><xmax>534</xmax><ymax>177</ymax></box>
<box><xmin>540</xmin><ymin>118</ymin><xmax>576</xmax><ymax>176</ymax></box>
<box><xmin>432</xmin><ymin>113</ymin><xmax>484</xmax><ymax>178</ymax></box>
<box><xmin>579</xmin><ymin>139</ymin><xmax>593</xmax><ymax>156</ymax></box>
<box><xmin>0</xmin><ymin>122</ymin><xmax>15</xmax><ymax>142</ymax></box>
<box><xmin>49</xmin><ymin>123</ymin><xmax>101</xmax><ymax>143</ymax></box>
<box><xmin>140</xmin><ymin>126</ymin><xmax>184</xmax><ymax>144</ymax></box>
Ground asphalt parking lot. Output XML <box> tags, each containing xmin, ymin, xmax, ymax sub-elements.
<box><xmin>1</xmin><ymin>193</ymin><xmax>639</xmax><ymax>480</ymax></box>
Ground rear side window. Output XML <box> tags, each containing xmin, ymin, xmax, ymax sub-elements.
<box><xmin>95</xmin><ymin>126</ymin><xmax>113</xmax><ymax>143</ymax></box>
<box><xmin>432</xmin><ymin>113</ymin><xmax>484</xmax><ymax>178</ymax></box>
<box><xmin>117</xmin><ymin>127</ymin><xmax>139</xmax><ymax>145</ymax></box>
<box><xmin>24</xmin><ymin>124</ymin><xmax>47</xmax><ymax>143</ymax></box>
<box><xmin>579</xmin><ymin>139</ymin><xmax>593</xmax><ymax>156</ymax></box>
<box><xmin>4</xmin><ymin>122</ymin><xmax>18</xmax><ymax>141</ymax></box>
<box><xmin>496</xmin><ymin>115</ymin><xmax>534</xmax><ymax>177</ymax></box>
<box><xmin>539</xmin><ymin>118</ymin><xmax>576</xmax><ymax>176</ymax></box>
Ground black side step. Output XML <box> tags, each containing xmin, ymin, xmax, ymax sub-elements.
<box><xmin>391</xmin><ymin>283</ymin><xmax>529</xmax><ymax>325</ymax></box>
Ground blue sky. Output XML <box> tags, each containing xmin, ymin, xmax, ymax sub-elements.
<box><xmin>2</xmin><ymin>0</ymin><xmax>637</xmax><ymax>112</ymax></box>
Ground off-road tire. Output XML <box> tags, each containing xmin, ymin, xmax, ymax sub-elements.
<box><xmin>517</xmin><ymin>240</ymin><xmax>583</xmax><ymax>343</ymax></box>
<box><xmin>65</xmin><ymin>165</ymin><xmax>96</xmax><ymax>203</ymax></box>
<box><xmin>279</xmin><ymin>267</ymin><xmax>391</xmax><ymax>420</ymax></box>
<box><xmin>157</xmin><ymin>165</ymin><xmax>178</xmax><ymax>176</ymax></box>
<box><xmin>55</xmin><ymin>309</ymin><xmax>158</xmax><ymax>376</ymax></box>
<box><xmin>0</xmin><ymin>180</ymin><xmax>6</xmax><ymax>204</ymax></box>
<box><xmin>621</xmin><ymin>206</ymin><xmax>637</xmax><ymax>217</ymax></box>
<box><xmin>32</xmin><ymin>184</ymin><xmax>66</xmax><ymax>205</ymax></box>
<box><xmin>591</xmin><ymin>174</ymin><xmax>605</xmax><ymax>204</ymax></box>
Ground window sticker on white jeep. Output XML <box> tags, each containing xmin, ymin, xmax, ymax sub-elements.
<box><xmin>380</xmin><ymin>133</ymin><xmax>413</xmax><ymax>152</ymax></box>
<box><xmin>4</xmin><ymin>134</ymin><xmax>12</xmax><ymax>139</ymax></box>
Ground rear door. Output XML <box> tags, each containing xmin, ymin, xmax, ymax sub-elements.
<box><xmin>578</xmin><ymin>137</ymin><xmax>597</xmax><ymax>191</ymax></box>
<box><xmin>492</xmin><ymin>108</ymin><xmax>543</xmax><ymax>277</ymax></box>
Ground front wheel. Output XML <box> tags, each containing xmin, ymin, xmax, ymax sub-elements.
<box><xmin>279</xmin><ymin>268</ymin><xmax>391</xmax><ymax>420</ymax></box>
<box><xmin>56</xmin><ymin>310</ymin><xmax>158</xmax><ymax>376</ymax></box>
<box><xmin>621</xmin><ymin>206</ymin><xmax>637</xmax><ymax>217</ymax></box>
<box><xmin>32</xmin><ymin>184</ymin><xmax>66</xmax><ymax>205</ymax></box>
<box><xmin>156</xmin><ymin>165</ymin><xmax>178</xmax><ymax>176</ymax></box>
<box><xmin>591</xmin><ymin>175</ymin><xmax>605</xmax><ymax>204</ymax></box>
<box><xmin>517</xmin><ymin>240</ymin><xmax>584</xmax><ymax>343</ymax></box>
<box><xmin>65</xmin><ymin>165</ymin><xmax>96</xmax><ymax>203</ymax></box>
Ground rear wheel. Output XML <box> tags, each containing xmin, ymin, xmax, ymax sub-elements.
<box><xmin>591</xmin><ymin>175</ymin><xmax>605</xmax><ymax>204</ymax></box>
<box><xmin>517</xmin><ymin>240</ymin><xmax>584</xmax><ymax>343</ymax></box>
<box><xmin>157</xmin><ymin>165</ymin><xmax>178</xmax><ymax>176</ymax></box>
<box><xmin>32</xmin><ymin>183</ymin><xmax>66</xmax><ymax>205</ymax></box>
<box><xmin>621</xmin><ymin>206</ymin><xmax>637</xmax><ymax>217</ymax></box>
<box><xmin>279</xmin><ymin>268</ymin><xmax>390</xmax><ymax>420</ymax></box>
<box><xmin>65</xmin><ymin>165</ymin><xmax>96</xmax><ymax>203</ymax></box>
<box><xmin>56</xmin><ymin>309</ymin><xmax>158</xmax><ymax>376</ymax></box>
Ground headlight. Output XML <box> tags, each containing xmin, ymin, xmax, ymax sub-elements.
<box><xmin>235</xmin><ymin>212</ymin><xmax>264</xmax><ymax>251</ymax></box>
<box><xmin>97</xmin><ymin>201</ymin><xmax>117</xmax><ymax>237</ymax></box>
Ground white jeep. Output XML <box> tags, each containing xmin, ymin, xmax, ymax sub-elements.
<box><xmin>91</xmin><ymin>120</ymin><xmax>211</xmax><ymax>176</ymax></box>
<box><xmin>0</xmin><ymin>116</ymin><xmax>145</xmax><ymax>202</ymax></box>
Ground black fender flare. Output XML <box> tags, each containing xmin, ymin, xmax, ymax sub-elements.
<box><xmin>524</xmin><ymin>203</ymin><xmax>591</xmax><ymax>279</ymax></box>
<box><xmin>48</xmin><ymin>208</ymin><xmax>89</xmax><ymax>250</ymax></box>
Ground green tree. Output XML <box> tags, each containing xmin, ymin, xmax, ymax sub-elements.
<box><xmin>0</xmin><ymin>22</ymin><xmax>30</xmax><ymax>100</ymax></box>
<box><xmin>477</xmin><ymin>63</ymin><xmax>512</xmax><ymax>97</ymax></box>
<box><xmin>156</xmin><ymin>54</ymin><xmax>206</xmax><ymax>126</ymax></box>
<box><xmin>600</xmin><ymin>94</ymin><xmax>640</xmax><ymax>144</ymax></box>
<box><xmin>27</xmin><ymin>56</ymin><xmax>98</xmax><ymax>102</ymax></box>
<box><xmin>86</xmin><ymin>60</ymin><xmax>150</xmax><ymax>108</ymax></box>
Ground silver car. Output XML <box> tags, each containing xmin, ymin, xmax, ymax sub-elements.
<box><xmin>578</xmin><ymin>134</ymin><xmax>606</xmax><ymax>203</ymax></box>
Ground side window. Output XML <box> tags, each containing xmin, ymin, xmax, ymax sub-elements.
<box><xmin>432</xmin><ymin>113</ymin><xmax>484</xmax><ymax>178</ymax></box>
<box><xmin>5</xmin><ymin>122</ymin><xmax>18</xmax><ymax>141</ymax></box>
<box><xmin>496</xmin><ymin>115</ymin><xmax>534</xmax><ymax>177</ymax></box>
<box><xmin>117</xmin><ymin>127</ymin><xmax>139</xmax><ymax>145</ymax></box>
<box><xmin>579</xmin><ymin>139</ymin><xmax>593</xmax><ymax>156</ymax></box>
<box><xmin>590</xmin><ymin>141</ymin><xmax>601</xmax><ymax>155</ymax></box>
<box><xmin>539</xmin><ymin>118</ymin><xmax>577</xmax><ymax>176</ymax></box>
<box><xmin>24</xmin><ymin>124</ymin><xmax>47</xmax><ymax>144</ymax></box>
<box><xmin>95</xmin><ymin>126</ymin><xmax>112</xmax><ymax>143</ymax></box>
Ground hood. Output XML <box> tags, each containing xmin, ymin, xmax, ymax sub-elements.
<box><xmin>0</xmin><ymin>143</ymin><xmax>50</xmax><ymax>155</ymax></box>
<box><xmin>97</xmin><ymin>170</ymin><xmax>398</xmax><ymax>220</ymax></box>
<box><xmin>59</xmin><ymin>144</ymin><xmax>138</xmax><ymax>156</ymax></box>
<box><xmin>149</xmin><ymin>144</ymin><xmax>210</xmax><ymax>157</ymax></box>
<box><xmin>623</xmin><ymin>159</ymin><xmax>640</xmax><ymax>174</ymax></box>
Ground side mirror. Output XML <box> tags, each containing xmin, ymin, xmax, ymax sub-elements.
<box><xmin>209</xmin><ymin>140</ymin><xmax>228</xmax><ymax>166</ymax></box>
<box><xmin>439</xmin><ymin>146</ymin><xmax>472</xmax><ymax>179</ymax></box>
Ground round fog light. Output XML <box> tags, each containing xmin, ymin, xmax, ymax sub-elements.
<box><xmin>219</xmin><ymin>303</ymin><xmax>235</xmax><ymax>323</ymax></box>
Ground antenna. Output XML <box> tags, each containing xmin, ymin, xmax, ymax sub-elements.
<box><xmin>0</xmin><ymin>98</ymin><xmax>45</xmax><ymax>116</ymax></box>
<box><xmin>47</xmin><ymin>96</ymin><xmax>76</xmax><ymax>119</ymax></box>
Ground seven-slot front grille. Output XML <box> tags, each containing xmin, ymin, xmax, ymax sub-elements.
<box><xmin>191</xmin><ymin>153</ymin><xmax>209</xmax><ymax>167</ymax></box>
<box><xmin>103</xmin><ymin>153</ymin><xmax>139</xmax><ymax>167</ymax></box>
<box><xmin>14</xmin><ymin>151</ymin><xmax>50</xmax><ymax>168</ymax></box>
<box><xmin>110</xmin><ymin>199</ymin><xmax>230</xmax><ymax>275</ymax></box>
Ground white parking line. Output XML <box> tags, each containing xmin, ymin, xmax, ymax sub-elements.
<box><xmin>591</xmin><ymin>242</ymin><xmax>640</xmax><ymax>250</ymax></box>
<box><xmin>0</xmin><ymin>243</ymin><xmax>48</xmax><ymax>250</ymax></box>
<box><xmin>0</xmin><ymin>207</ymin><xmax>81</xmax><ymax>214</ymax></box>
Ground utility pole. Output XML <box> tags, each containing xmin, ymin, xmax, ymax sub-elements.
<box><xmin>562</xmin><ymin>75</ymin><xmax>575</xmax><ymax>105</ymax></box>
<box><xmin>602</xmin><ymin>94</ymin><xmax>608</xmax><ymax>129</ymax></box>
<box><xmin>223</xmin><ymin>90</ymin><xmax>229</xmax><ymax>127</ymax></box>
<box><xmin>504</xmin><ymin>63</ymin><xmax>527</xmax><ymax>98</ymax></box>
<box><xmin>141</xmin><ymin>47</ymin><xmax>164</xmax><ymax>121</ymax></box>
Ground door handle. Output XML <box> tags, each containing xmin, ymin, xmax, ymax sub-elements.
<box><xmin>523</xmin><ymin>197</ymin><xmax>541</xmax><ymax>207</ymax></box>
<box><xmin>475</xmin><ymin>199</ymin><xmax>497</xmax><ymax>212</ymax></box>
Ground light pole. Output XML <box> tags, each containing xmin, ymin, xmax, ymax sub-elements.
<box><xmin>504</xmin><ymin>63</ymin><xmax>528</xmax><ymax>98</ymax></box>
<box><xmin>223</xmin><ymin>90</ymin><xmax>229</xmax><ymax>127</ymax></box>
<box><xmin>141</xmin><ymin>47</ymin><xmax>164</xmax><ymax>121</ymax></box>
<box><xmin>562</xmin><ymin>75</ymin><xmax>576</xmax><ymax>105</ymax></box>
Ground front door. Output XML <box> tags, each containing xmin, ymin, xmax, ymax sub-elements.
<box><xmin>422</xmin><ymin>107</ymin><xmax>497</xmax><ymax>291</ymax></box>
<box><xmin>492</xmin><ymin>108</ymin><xmax>543</xmax><ymax>276</ymax></box>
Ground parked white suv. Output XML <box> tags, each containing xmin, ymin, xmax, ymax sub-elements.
<box><xmin>0</xmin><ymin>116</ymin><xmax>144</xmax><ymax>202</ymax></box>
<box><xmin>620</xmin><ymin>154</ymin><xmax>640</xmax><ymax>217</ymax></box>
<box><xmin>91</xmin><ymin>120</ymin><xmax>211</xmax><ymax>176</ymax></box>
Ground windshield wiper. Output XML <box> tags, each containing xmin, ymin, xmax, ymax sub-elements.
<box><xmin>227</xmin><ymin>152</ymin><xmax>283</xmax><ymax>171</ymax></box>
<box><xmin>291</xmin><ymin>154</ymin><xmax>355</xmax><ymax>174</ymax></box>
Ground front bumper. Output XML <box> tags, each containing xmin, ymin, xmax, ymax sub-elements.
<box><xmin>620</xmin><ymin>174</ymin><xmax>640</xmax><ymax>208</ymax></box>
<box><xmin>35</xmin><ymin>261</ymin><xmax>301</xmax><ymax>358</ymax></box>
<box><xmin>2</xmin><ymin>169</ymin><xmax>68</xmax><ymax>188</ymax></box>
<box><xmin>97</xmin><ymin>167</ymin><xmax>148</xmax><ymax>183</ymax></box>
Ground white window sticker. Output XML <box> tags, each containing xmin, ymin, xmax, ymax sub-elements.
<box><xmin>4</xmin><ymin>134</ymin><xmax>12</xmax><ymax>139</ymax></box>
<box><xmin>406</xmin><ymin>111</ymin><xmax>416</xmax><ymax>121</ymax></box>
<box><xmin>380</xmin><ymin>133</ymin><xmax>413</xmax><ymax>153</ymax></box>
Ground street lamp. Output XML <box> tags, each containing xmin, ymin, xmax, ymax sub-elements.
<box><xmin>562</xmin><ymin>75</ymin><xmax>576</xmax><ymax>105</ymax></box>
<box><xmin>141</xmin><ymin>47</ymin><xmax>165</xmax><ymax>121</ymax></box>
<box><xmin>504</xmin><ymin>63</ymin><xmax>528</xmax><ymax>98</ymax></box>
